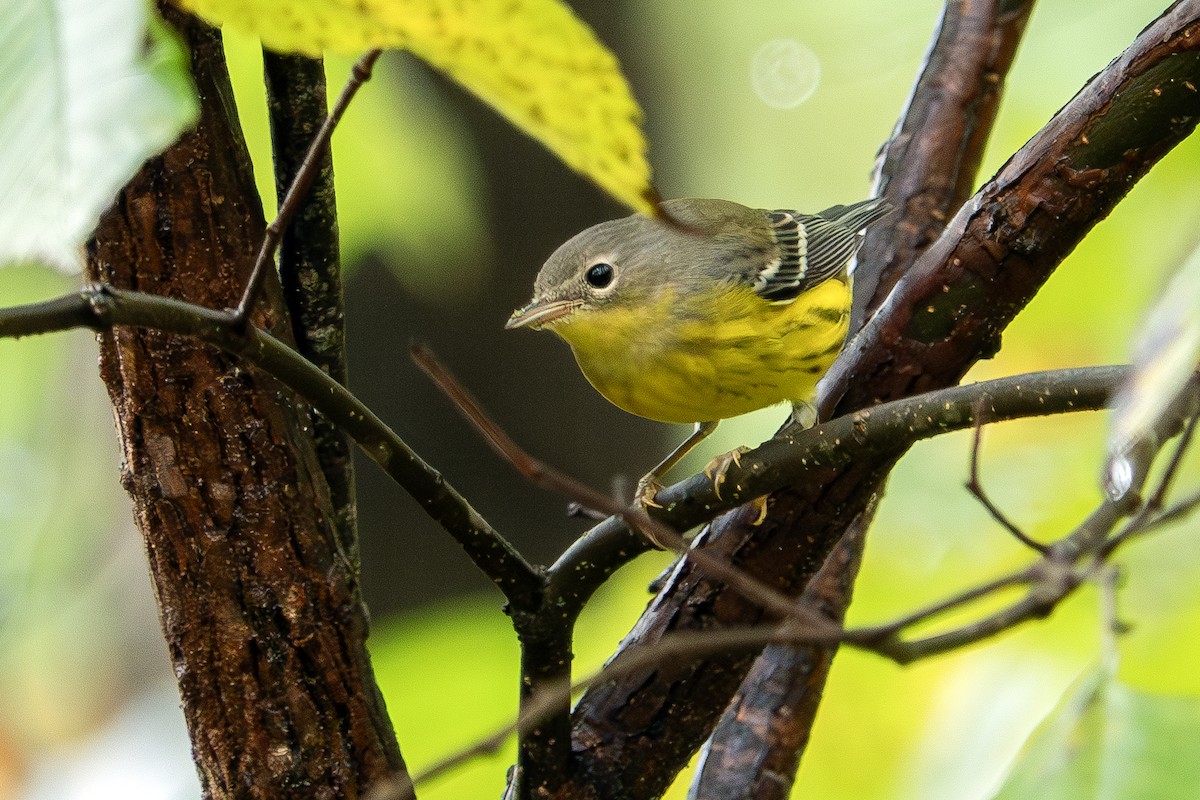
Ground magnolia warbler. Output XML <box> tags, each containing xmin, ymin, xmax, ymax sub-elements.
<box><xmin>507</xmin><ymin>197</ymin><xmax>891</xmax><ymax>506</ymax></box>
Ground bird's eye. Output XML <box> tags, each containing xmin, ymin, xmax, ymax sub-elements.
<box><xmin>585</xmin><ymin>262</ymin><xmax>615</xmax><ymax>289</ymax></box>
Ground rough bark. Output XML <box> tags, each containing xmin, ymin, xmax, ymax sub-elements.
<box><xmin>852</xmin><ymin>0</ymin><xmax>1036</xmax><ymax>328</ymax></box>
<box><xmin>687</xmin><ymin>507</ymin><xmax>872</xmax><ymax>800</ymax></box>
<box><xmin>84</xmin><ymin>11</ymin><xmax>406</xmax><ymax>798</ymax></box>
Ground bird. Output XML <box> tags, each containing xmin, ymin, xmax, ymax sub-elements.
<box><xmin>506</xmin><ymin>196</ymin><xmax>891</xmax><ymax>509</ymax></box>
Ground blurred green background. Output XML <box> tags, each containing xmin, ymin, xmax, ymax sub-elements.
<box><xmin>2</xmin><ymin>0</ymin><xmax>1199</xmax><ymax>797</ymax></box>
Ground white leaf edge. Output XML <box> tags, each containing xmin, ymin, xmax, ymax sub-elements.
<box><xmin>0</xmin><ymin>0</ymin><xmax>199</xmax><ymax>273</ymax></box>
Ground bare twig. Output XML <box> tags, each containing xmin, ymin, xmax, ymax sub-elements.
<box><xmin>0</xmin><ymin>287</ymin><xmax>542</xmax><ymax>607</ymax></box>
<box><xmin>851</xmin><ymin>397</ymin><xmax>1200</xmax><ymax>665</ymax></box>
<box><xmin>410</xmin><ymin>342</ymin><xmax>835</xmax><ymax>629</ymax></box>
<box><xmin>407</xmin><ymin>397</ymin><xmax>1199</xmax><ymax>786</ymax></box>
<box><xmin>263</xmin><ymin>50</ymin><xmax>358</xmax><ymax>561</ymax></box>
<box><xmin>1144</xmin><ymin>406</ymin><xmax>1200</xmax><ymax>513</ymax></box>
<box><xmin>965</xmin><ymin>394</ymin><xmax>1047</xmax><ymax>552</ymax></box>
<box><xmin>413</xmin><ymin>340</ymin><xmax>839</xmax><ymax>797</ymax></box>
<box><xmin>545</xmin><ymin>366</ymin><xmax>1125</xmax><ymax>622</ymax></box>
<box><xmin>707</xmin><ymin>366</ymin><xmax>1120</xmax><ymax>512</ymax></box>
<box><xmin>410</xmin><ymin>614</ymin><xmax>848</xmax><ymax>793</ymax></box>
<box><xmin>846</xmin><ymin>568</ymin><xmax>1035</xmax><ymax>649</ymax></box>
<box><xmin>1142</xmin><ymin>486</ymin><xmax>1200</xmax><ymax>530</ymax></box>
<box><xmin>1104</xmin><ymin>402</ymin><xmax>1200</xmax><ymax>554</ymax></box>
<box><xmin>234</xmin><ymin>50</ymin><xmax>382</xmax><ymax>325</ymax></box>
<box><xmin>403</xmin><ymin>350</ymin><xmax>1173</xmax><ymax>794</ymax></box>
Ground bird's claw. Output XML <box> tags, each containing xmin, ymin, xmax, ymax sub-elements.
<box><xmin>635</xmin><ymin>475</ymin><xmax>666</xmax><ymax>509</ymax></box>
<box><xmin>748</xmin><ymin>495</ymin><xmax>769</xmax><ymax>525</ymax></box>
<box><xmin>704</xmin><ymin>447</ymin><xmax>769</xmax><ymax>523</ymax></box>
<box><xmin>704</xmin><ymin>446</ymin><xmax>751</xmax><ymax>500</ymax></box>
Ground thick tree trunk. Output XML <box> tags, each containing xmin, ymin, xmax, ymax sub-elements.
<box><xmin>84</xmin><ymin>11</ymin><xmax>407</xmax><ymax>798</ymax></box>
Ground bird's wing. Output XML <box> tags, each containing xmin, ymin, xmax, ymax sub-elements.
<box><xmin>753</xmin><ymin>198</ymin><xmax>892</xmax><ymax>303</ymax></box>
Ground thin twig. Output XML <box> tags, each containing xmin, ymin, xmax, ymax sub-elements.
<box><xmin>262</xmin><ymin>50</ymin><xmax>359</xmax><ymax>562</ymax></box>
<box><xmin>234</xmin><ymin>50</ymin><xmax>382</xmax><ymax>326</ymax></box>
<box><xmin>965</xmin><ymin>394</ymin><xmax>1047</xmax><ymax>552</ymax></box>
<box><xmin>2</xmin><ymin>287</ymin><xmax>543</xmax><ymax>606</ymax></box>
<box><xmin>543</xmin><ymin>366</ymin><xmax>1126</xmax><ymax>622</ymax></box>
<box><xmin>406</xmin><ymin>405</ymin><xmax>1200</xmax><ymax>784</ymax></box>
<box><xmin>409</xmin><ymin>342</ymin><xmax>671</xmax><ymax>544</ymax></box>
<box><xmin>410</xmin><ymin>613</ymin><xmax>848</xmax><ymax>792</ymax></box>
<box><xmin>1143</xmin><ymin>486</ymin><xmax>1200</xmax><ymax>530</ymax></box>
<box><xmin>858</xmin><ymin>401</ymin><xmax>1200</xmax><ymax>665</ymax></box>
<box><xmin>1104</xmin><ymin>404</ymin><xmax>1200</xmax><ymax>555</ymax></box>
<box><xmin>410</xmin><ymin>342</ymin><xmax>836</xmax><ymax>629</ymax></box>
<box><xmin>415</xmin><ymin>523</ymin><xmax>1110</xmax><ymax>786</ymax></box>
<box><xmin>846</xmin><ymin>567</ymin><xmax>1035</xmax><ymax>647</ymax></box>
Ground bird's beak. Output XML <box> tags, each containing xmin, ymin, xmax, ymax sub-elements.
<box><xmin>505</xmin><ymin>298</ymin><xmax>580</xmax><ymax>330</ymax></box>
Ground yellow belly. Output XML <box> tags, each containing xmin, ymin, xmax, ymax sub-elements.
<box><xmin>551</xmin><ymin>280</ymin><xmax>850</xmax><ymax>424</ymax></box>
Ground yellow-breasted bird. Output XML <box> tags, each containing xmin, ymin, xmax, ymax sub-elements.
<box><xmin>506</xmin><ymin>197</ymin><xmax>891</xmax><ymax>507</ymax></box>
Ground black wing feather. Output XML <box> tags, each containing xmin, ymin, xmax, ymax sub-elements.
<box><xmin>753</xmin><ymin>198</ymin><xmax>892</xmax><ymax>303</ymax></box>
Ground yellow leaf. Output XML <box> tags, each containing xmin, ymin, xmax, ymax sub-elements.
<box><xmin>172</xmin><ymin>0</ymin><xmax>657</xmax><ymax>214</ymax></box>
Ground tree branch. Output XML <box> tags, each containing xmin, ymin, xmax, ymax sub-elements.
<box><xmin>0</xmin><ymin>286</ymin><xmax>544</xmax><ymax>609</ymax></box>
<box><xmin>263</xmin><ymin>50</ymin><xmax>359</xmax><ymax>564</ymax></box>
<box><xmin>852</xmin><ymin>0</ymin><xmax>1036</xmax><ymax>331</ymax></box>
<box><xmin>0</xmin><ymin>285</ymin><xmax>1132</xmax><ymax>797</ymax></box>
<box><xmin>562</xmin><ymin>3</ymin><xmax>1200</xmax><ymax>796</ymax></box>
<box><xmin>407</xmin><ymin>336</ymin><xmax>1122</xmax><ymax>800</ymax></box>
<box><xmin>850</xmin><ymin>379</ymin><xmax>1200</xmax><ymax>663</ymax></box>
<box><xmin>687</xmin><ymin>502</ymin><xmax>875</xmax><ymax>800</ymax></box>
<box><xmin>966</xmin><ymin>397</ymin><xmax>1048</xmax><ymax>552</ymax></box>
<box><xmin>545</xmin><ymin>365</ymin><xmax>1125</xmax><ymax>620</ymax></box>
<box><xmin>415</xmin><ymin>381</ymin><xmax>1200</xmax><ymax>788</ymax></box>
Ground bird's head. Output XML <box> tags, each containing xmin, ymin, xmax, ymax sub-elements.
<box><xmin>506</xmin><ymin>199</ymin><xmax>762</xmax><ymax>332</ymax></box>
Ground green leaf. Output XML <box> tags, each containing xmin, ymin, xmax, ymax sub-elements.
<box><xmin>173</xmin><ymin>0</ymin><xmax>658</xmax><ymax>215</ymax></box>
<box><xmin>0</xmin><ymin>0</ymin><xmax>199</xmax><ymax>272</ymax></box>
<box><xmin>994</xmin><ymin>667</ymin><xmax>1200</xmax><ymax>800</ymax></box>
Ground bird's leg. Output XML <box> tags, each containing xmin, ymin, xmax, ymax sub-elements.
<box><xmin>636</xmin><ymin>420</ymin><xmax>719</xmax><ymax>508</ymax></box>
<box><xmin>789</xmin><ymin>400</ymin><xmax>818</xmax><ymax>430</ymax></box>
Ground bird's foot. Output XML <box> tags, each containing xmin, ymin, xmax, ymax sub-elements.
<box><xmin>704</xmin><ymin>446</ymin><xmax>751</xmax><ymax>500</ymax></box>
<box><xmin>635</xmin><ymin>474</ymin><xmax>666</xmax><ymax>509</ymax></box>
